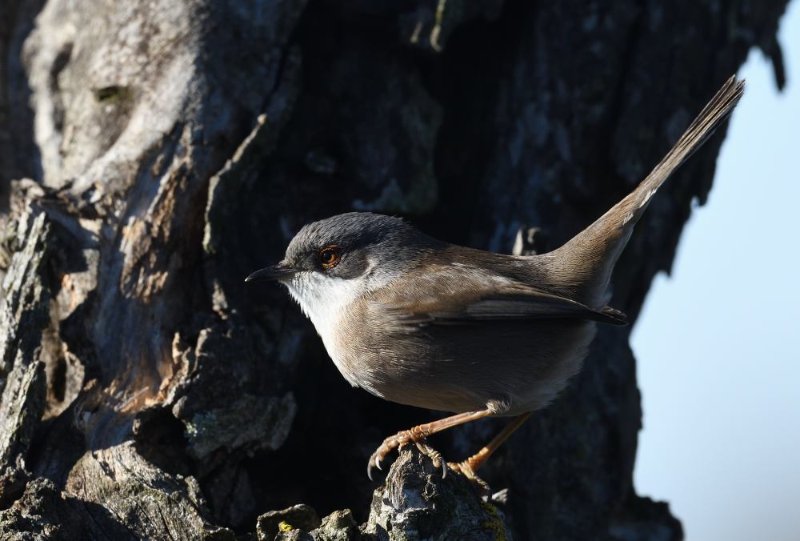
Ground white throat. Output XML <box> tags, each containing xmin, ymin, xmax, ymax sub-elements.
<box><xmin>283</xmin><ymin>272</ymin><xmax>365</xmax><ymax>345</ymax></box>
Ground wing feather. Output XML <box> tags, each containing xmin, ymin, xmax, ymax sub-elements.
<box><xmin>369</xmin><ymin>261</ymin><xmax>627</xmax><ymax>328</ymax></box>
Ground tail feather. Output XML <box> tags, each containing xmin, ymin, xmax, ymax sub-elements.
<box><xmin>545</xmin><ymin>76</ymin><xmax>745</xmax><ymax>305</ymax></box>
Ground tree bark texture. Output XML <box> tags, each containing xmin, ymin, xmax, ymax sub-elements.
<box><xmin>0</xmin><ymin>1</ymin><xmax>790</xmax><ymax>540</ymax></box>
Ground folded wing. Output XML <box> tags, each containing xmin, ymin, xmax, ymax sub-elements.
<box><xmin>370</xmin><ymin>261</ymin><xmax>627</xmax><ymax>328</ymax></box>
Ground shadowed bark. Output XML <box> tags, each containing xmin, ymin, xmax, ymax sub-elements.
<box><xmin>0</xmin><ymin>0</ymin><xmax>789</xmax><ymax>539</ymax></box>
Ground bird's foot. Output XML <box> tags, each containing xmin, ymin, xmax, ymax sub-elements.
<box><xmin>447</xmin><ymin>459</ymin><xmax>491</xmax><ymax>496</ymax></box>
<box><xmin>413</xmin><ymin>440</ymin><xmax>446</xmax><ymax>477</ymax></box>
<box><xmin>367</xmin><ymin>429</ymin><xmax>446</xmax><ymax>480</ymax></box>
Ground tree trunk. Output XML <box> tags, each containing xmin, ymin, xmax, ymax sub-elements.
<box><xmin>0</xmin><ymin>1</ymin><xmax>789</xmax><ymax>539</ymax></box>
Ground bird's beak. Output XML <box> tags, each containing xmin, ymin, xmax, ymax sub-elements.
<box><xmin>245</xmin><ymin>261</ymin><xmax>296</xmax><ymax>283</ymax></box>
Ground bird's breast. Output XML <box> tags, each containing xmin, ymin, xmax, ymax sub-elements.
<box><xmin>284</xmin><ymin>272</ymin><xmax>369</xmax><ymax>388</ymax></box>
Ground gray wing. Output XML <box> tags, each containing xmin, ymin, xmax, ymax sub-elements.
<box><xmin>370</xmin><ymin>262</ymin><xmax>627</xmax><ymax>328</ymax></box>
<box><xmin>428</xmin><ymin>290</ymin><xmax>627</xmax><ymax>325</ymax></box>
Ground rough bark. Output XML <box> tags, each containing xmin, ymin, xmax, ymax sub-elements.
<box><xmin>0</xmin><ymin>0</ymin><xmax>789</xmax><ymax>540</ymax></box>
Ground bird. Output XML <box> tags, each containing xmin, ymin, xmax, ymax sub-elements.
<box><xmin>246</xmin><ymin>76</ymin><xmax>744</xmax><ymax>483</ymax></box>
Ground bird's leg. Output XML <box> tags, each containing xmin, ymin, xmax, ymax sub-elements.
<box><xmin>367</xmin><ymin>409</ymin><xmax>493</xmax><ymax>480</ymax></box>
<box><xmin>448</xmin><ymin>412</ymin><xmax>532</xmax><ymax>485</ymax></box>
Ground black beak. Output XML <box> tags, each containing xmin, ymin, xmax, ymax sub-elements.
<box><xmin>245</xmin><ymin>261</ymin><xmax>295</xmax><ymax>283</ymax></box>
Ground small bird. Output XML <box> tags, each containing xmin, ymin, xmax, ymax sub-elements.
<box><xmin>247</xmin><ymin>76</ymin><xmax>744</xmax><ymax>482</ymax></box>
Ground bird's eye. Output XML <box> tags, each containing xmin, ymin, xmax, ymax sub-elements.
<box><xmin>319</xmin><ymin>245</ymin><xmax>341</xmax><ymax>269</ymax></box>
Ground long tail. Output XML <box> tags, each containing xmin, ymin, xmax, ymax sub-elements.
<box><xmin>545</xmin><ymin>76</ymin><xmax>745</xmax><ymax>306</ymax></box>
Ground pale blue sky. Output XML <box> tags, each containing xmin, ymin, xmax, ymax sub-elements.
<box><xmin>632</xmin><ymin>2</ymin><xmax>800</xmax><ymax>540</ymax></box>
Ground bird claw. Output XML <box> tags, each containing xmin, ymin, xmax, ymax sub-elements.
<box><xmin>367</xmin><ymin>430</ymin><xmax>448</xmax><ymax>481</ymax></box>
<box><xmin>367</xmin><ymin>454</ymin><xmax>382</xmax><ymax>481</ymax></box>
<box><xmin>447</xmin><ymin>460</ymin><xmax>491</xmax><ymax>495</ymax></box>
<box><xmin>367</xmin><ymin>433</ymin><xmax>403</xmax><ymax>480</ymax></box>
<box><xmin>414</xmin><ymin>440</ymin><xmax>447</xmax><ymax>478</ymax></box>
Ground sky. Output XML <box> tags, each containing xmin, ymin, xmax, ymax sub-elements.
<box><xmin>632</xmin><ymin>2</ymin><xmax>800</xmax><ymax>540</ymax></box>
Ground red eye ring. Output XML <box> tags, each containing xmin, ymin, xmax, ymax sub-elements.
<box><xmin>319</xmin><ymin>245</ymin><xmax>341</xmax><ymax>269</ymax></box>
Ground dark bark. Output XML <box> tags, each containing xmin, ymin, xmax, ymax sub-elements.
<box><xmin>0</xmin><ymin>1</ymin><xmax>789</xmax><ymax>540</ymax></box>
